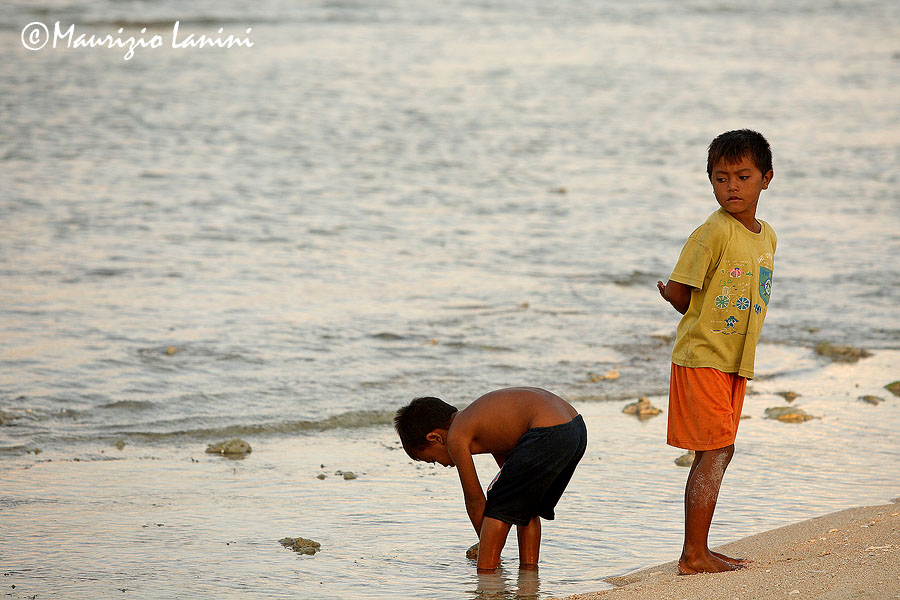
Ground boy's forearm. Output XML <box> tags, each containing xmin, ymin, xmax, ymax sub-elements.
<box><xmin>464</xmin><ymin>494</ymin><xmax>486</xmax><ymax>535</ymax></box>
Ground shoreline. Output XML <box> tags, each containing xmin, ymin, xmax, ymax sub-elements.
<box><xmin>552</xmin><ymin>500</ymin><xmax>900</xmax><ymax>600</ymax></box>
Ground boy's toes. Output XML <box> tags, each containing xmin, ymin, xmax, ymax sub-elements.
<box><xmin>711</xmin><ymin>550</ymin><xmax>750</xmax><ymax>565</ymax></box>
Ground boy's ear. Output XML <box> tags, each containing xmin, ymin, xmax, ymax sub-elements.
<box><xmin>425</xmin><ymin>430</ymin><xmax>444</xmax><ymax>445</ymax></box>
<box><xmin>762</xmin><ymin>169</ymin><xmax>773</xmax><ymax>189</ymax></box>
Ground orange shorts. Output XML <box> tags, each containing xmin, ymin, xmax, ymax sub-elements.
<box><xmin>667</xmin><ymin>363</ymin><xmax>746</xmax><ymax>451</ymax></box>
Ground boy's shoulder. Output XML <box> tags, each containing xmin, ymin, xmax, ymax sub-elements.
<box><xmin>684</xmin><ymin>208</ymin><xmax>732</xmax><ymax>245</ymax></box>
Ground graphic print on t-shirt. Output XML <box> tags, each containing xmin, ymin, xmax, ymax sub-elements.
<box><xmin>709</xmin><ymin>253</ymin><xmax>774</xmax><ymax>336</ymax></box>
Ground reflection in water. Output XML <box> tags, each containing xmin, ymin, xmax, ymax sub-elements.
<box><xmin>472</xmin><ymin>567</ymin><xmax>540</xmax><ymax>600</ymax></box>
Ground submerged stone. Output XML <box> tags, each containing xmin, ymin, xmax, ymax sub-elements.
<box><xmin>466</xmin><ymin>542</ymin><xmax>479</xmax><ymax>560</ymax></box>
<box><xmin>885</xmin><ymin>381</ymin><xmax>900</xmax><ymax>397</ymax></box>
<box><xmin>205</xmin><ymin>438</ymin><xmax>252</xmax><ymax>456</ymax></box>
<box><xmin>622</xmin><ymin>397</ymin><xmax>662</xmax><ymax>418</ymax></box>
<box><xmin>859</xmin><ymin>395</ymin><xmax>884</xmax><ymax>405</ymax></box>
<box><xmin>765</xmin><ymin>406</ymin><xmax>815</xmax><ymax>422</ymax></box>
<box><xmin>814</xmin><ymin>342</ymin><xmax>872</xmax><ymax>363</ymax></box>
<box><xmin>279</xmin><ymin>537</ymin><xmax>321</xmax><ymax>555</ymax></box>
<box><xmin>674</xmin><ymin>450</ymin><xmax>695</xmax><ymax>467</ymax></box>
<box><xmin>776</xmin><ymin>391</ymin><xmax>800</xmax><ymax>403</ymax></box>
<box><xmin>342</xmin><ymin>471</ymin><xmax>357</xmax><ymax>480</ymax></box>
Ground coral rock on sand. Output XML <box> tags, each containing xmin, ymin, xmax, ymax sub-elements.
<box><xmin>466</xmin><ymin>542</ymin><xmax>479</xmax><ymax>560</ymax></box>
<box><xmin>765</xmin><ymin>406</ymin><xmax>815</xmax><ymax>422</ymax></box>
<box><xmin>885</xmin><ymin>381</ymin><xmax>900</xmax><ymax>397</ymax></box>
<box><xmin>622</xmin><ymin>397</ymin><xmax>662</xmax><ymax>418</ymax></box>
<box><xmin>205</xmin><ymin>438</ymin><xmax>252</xmax><ymax>456</ymax></box>
<box><xmin>814</xmin><ymin>341</ymin><xmax>872</xmax><ymax>363</ymax></box>
<box><xmin>342</xmin><ymin>471</ymin><xmax>357</xmax><ymax>480</ymax></box>
<box><xmin>674</xmin><ymin>450</ymin><xmax>695</xmax><ymax>467</ymax></box>
<box><xmin>776</xmin><ymin>391</ymin><xmax>800</xmax><ymax>402</ymax></box>
<box><xmin>279</xmin><ymin>537</ymin><xmax>321</xmax><ymax>555</ymax></box>
<box><xmin>859</xmin><ymin>395</ymin><xmax>884</xmax><ymax>405</ymax></box>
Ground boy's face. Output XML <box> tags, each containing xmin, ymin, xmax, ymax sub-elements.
<box><xmin>710</xmin><ymin>155</ymin><xmax>773</xmax><ymax>221</ymax></box>
<box><xmin>414</xmin><ymin>432</ymin><xmax>454</xmax><ymax>467</ymax></box>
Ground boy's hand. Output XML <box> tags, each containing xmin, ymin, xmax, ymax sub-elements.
<box><xmin>658</xmin><ymin>280</ymin><xmax>692</xmax><ymax>315</ymax></box>
<box><xmin>656</xmin><ymin>280</ymin><xmax>667</xmax><ymax>299</ymax></box>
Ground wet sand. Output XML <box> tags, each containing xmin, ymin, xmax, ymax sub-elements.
<box><xmin>552</xmin><ymin>501</ymin><xmax>900</xmax><ymax>600</ymax></box>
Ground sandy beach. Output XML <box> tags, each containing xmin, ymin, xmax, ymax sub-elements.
<box><xmin>553</xmin><ymin>500</ymin><xmax>900</xmax><ymax>600</ymax></box>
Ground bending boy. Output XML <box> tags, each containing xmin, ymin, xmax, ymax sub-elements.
<box><xmin>657</xmin><ymin>129</ymin><xmax>776</xmax><ymax>574</ymax></box>
<box><xmin>394</xmin><ymin>387</ymin><xmax>586</xmax><ymax>572</ymax></box>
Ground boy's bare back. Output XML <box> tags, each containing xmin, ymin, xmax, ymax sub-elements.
<box><xmin>448</xmin><ymin>387</ymin><xmax>578</xmax><ymax>459</ymax></box>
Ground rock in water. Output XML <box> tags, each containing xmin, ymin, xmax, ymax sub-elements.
<box><xmin>466</xmin><ymin>542</ymin><xmax>479</xmax><ymax>560</ymax></box>
<box><xmin>776</xmin><ymin>391</ymin><xmax>800</xmax><ymax>403</ymax></box>
<box><xmin>764</xmin><ymin>406</ymin><xmax>815</xmax><ymax>422</ymax></box>
<box><xmin>674</xmin><ymin>450</ymin><xmax>695</xmax><ymax>467</ymax></box>
<box><xmin>205</xmin><ymin>438</ymin><xmax>252</xmax><ymax>456</ymax></box>
<box><xmin>859</xmin><ymin>395</ymin><xmax>883</xmax><ymax>405</ymax></box>
<box><xmin>342</xmin><ymin>471</ymin><xmax>357</xmax><ymax>480</ymax></box>
<box><xmin>279</xmin><ymin>537</ymin><xmax>321</xmax><ymax>555</ymax></box>
<box><xmin>814</xmin><ymin>342</ymin><xmax>871</xmax><ymax>363</ymax></box>
<box><xmin>589</xmin><ymin>369</ymin><xmax>620</xmax><ymax>382</ymax></box>
<box><xmin>885</xmin><ymin>381</ymin><xmax>900</xmax><ymax>397</ymax></box>
<box><xmin>622</xmin><ymin>397</ymin><xmax>662</xmax><ymax>418</ymax></box>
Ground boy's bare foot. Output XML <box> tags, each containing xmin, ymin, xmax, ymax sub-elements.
<box><xmin>711</xmin><ymin>550</ymin><xmax>750</xmax><ymax>565</ymax></box>
<box><xmin>677</xmin><ymin>551</ymin><xmax>744</xmax><ymax>575</ymax></box>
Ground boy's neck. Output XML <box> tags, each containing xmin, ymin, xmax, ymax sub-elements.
<box><xmin>723</xmin><ymin>208</ymin><xmax>762</xmax><ymax>234</ymax></box>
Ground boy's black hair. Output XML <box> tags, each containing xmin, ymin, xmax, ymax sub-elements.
<box><xmin>707</xmin><ymin>129</ymin><xmax>773</xmax><ymax>180</ymax></box>
<box><xmin>394</xmin><ymin>396</ymin><xmax>458</xmax><ymax>457</ymax></box>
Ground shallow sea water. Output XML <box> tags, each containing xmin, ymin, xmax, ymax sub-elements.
<box><xmin>1</xmin><ymin>0</ymin><xmax>899</xmax><ymax>598</ymax></box>
<box><xmin>3</xmin><ymin>350</ymin><xmax>899</xmax><ymax>599</ymax></box>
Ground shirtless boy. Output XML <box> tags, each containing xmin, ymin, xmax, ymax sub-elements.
<box><xmin>394</xmin><ymin>387</ymin><xmax>587</xmax><ymax>572</ymax></box>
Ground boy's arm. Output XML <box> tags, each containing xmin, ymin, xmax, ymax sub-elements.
<box><xmin>657</xmin><ymin>279</ymin><xmax>693</xmax><ymax>315</ymax></box>
<box><xmin>449</xmin><ymin>440</ymin><xmax>487</xmax><ymax>535</ymax></box>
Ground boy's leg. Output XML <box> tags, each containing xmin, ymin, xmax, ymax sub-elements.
<box><xmin>477</xmin><ymin>516</ymin><xmax>512</xmax><ymax>573</ymax></box>
<box><xmin>682</xmin><ymin>447</ymin><xmax>747</xmax><ymax>567</ymax></box>
<box><xmin>516</xmin><ymin>516</ymin><xmax>541</xmax><ymax>570</ymax></box>
<box><xmin>680</xmin><ymin>444</ymin><xmax>743</xmax><ymax>575</ymax></box>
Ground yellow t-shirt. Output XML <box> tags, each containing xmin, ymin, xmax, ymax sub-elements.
<box><xmin>670</xmin><ymin>208</ymin><xmax>777</xmax><ymax>379</ymax></box>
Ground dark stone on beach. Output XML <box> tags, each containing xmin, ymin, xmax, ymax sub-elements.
<box><xmin>674</xmin><ymin>450</ymin><xmax>695</xmax><ymax>467</ymax></box>
<box><xmin>765</xmin><ymin>406</ymin><xmax>815</xmax><ymax>422</ymax></box>
<box><xmin>814</xmin><ymin>342</ymin><xmax>872</xmax><ymax>363</ymax></box>
<box><xmin>342</xmin><ymin>471</ymin><xmax>357</xmax><ymax>480</ymax></box>
<box><xmin>859</xmin><ymin>395</ymin><xmax>884</xmax><ymax>406</ymax></box>
<box><xmin>885</xmin><ymin>381</ymin><xmax>900</xmax><ymax>397</ymax></box>
<box><xmin>466</xmin><ymin>542</ymin><xmax>479</xmax><ymax>560</ymax></box>
<box><xmin>623</xmin><ymin>397</ymin><xmax>662</xmax><ymax>418</ymax></box>
<box><xmin>205</xmin><ymin>438</ymin><xmax>252</xmax><ymax>456</ymax></box>
<box><xmin>279</xmin><ymin>537</ymin><xmax>321</xmax><ymax>555</ymax></box>
<box><xmin>114</xmin><ymin>439</ymin><xmax>127</xmax><ymax>450</ymax></box>
<box><xmin>316</xmin><ymin>473</ymin><xmax>326</xmax><ymax>480</ymax></box>
<box><xmin>777</xmin><ymin>391</ymin><xmax>800</xmax><ymax>403</ymax></box>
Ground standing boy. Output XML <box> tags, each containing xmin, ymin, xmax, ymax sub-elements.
<box><xmin>656</xmin><ymin>129</ymin><xmax>776</xmax><ymax>575</ymax></box>
<box><xmin>394</xmin><ymin>387</ymin><xmax>586</xmax><ymax>573</ymax></box>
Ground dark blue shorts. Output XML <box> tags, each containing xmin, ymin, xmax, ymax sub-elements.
<box><xmin>483</xmin><ymin>414</ymin><xmax>587</xmax><ymax>526</ymax></box>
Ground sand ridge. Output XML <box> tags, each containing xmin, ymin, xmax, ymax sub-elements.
<box><xmin>553</xmin><ymin>500</ymin><xmax>900</xmax><ymax>600</ymax></box>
